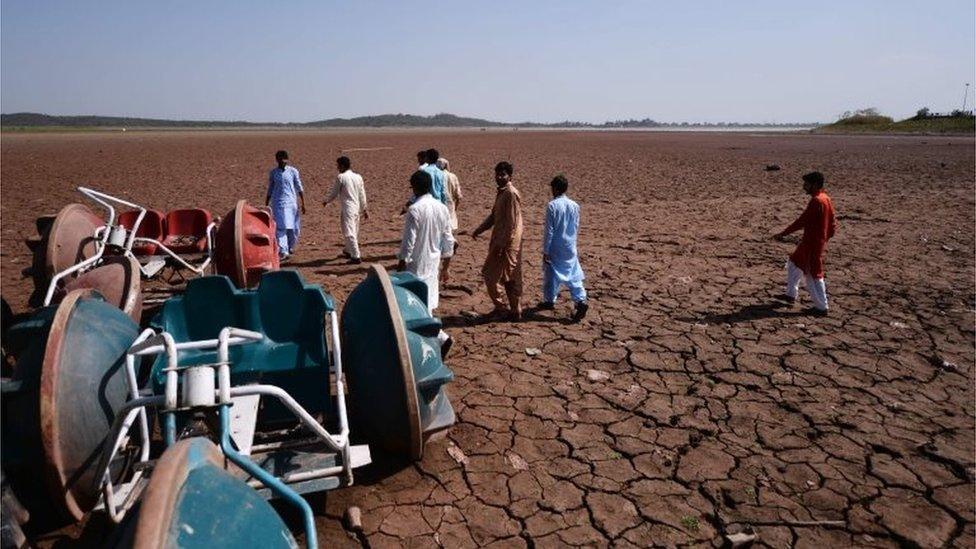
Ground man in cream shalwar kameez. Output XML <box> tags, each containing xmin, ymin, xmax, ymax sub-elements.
<box><xmin>323</xmin><ymin>156</ymin><xmax>369</xmax><ymax>264</ymax></box>
<box><xmin>436</xmin><ymin>157</ymin><xmax>463</xmax><ymax>231</ymax></box>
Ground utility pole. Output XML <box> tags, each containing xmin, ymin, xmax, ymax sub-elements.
<box><xmin>963</xmin><ymin>83</ymin><xmax>970</xmax><ymax>112</ymax></box>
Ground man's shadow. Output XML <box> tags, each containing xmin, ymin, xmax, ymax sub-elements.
<box><xmin>439</xmin><ymin>306</ymin><xmax>576</xmax><ymax>329</ymax></box>
<box><xmin>291</xmin><ymin>253</ymin><xmax>397</xmax><ymax>269</ymax></box>
<box><xmin>439</xmin><ymin>313</ymin><xmax>496</xmax><ymax>329</ymax></box>
<box><xmin>686</xmin><ymin>301</ymin><xmax>807</xmax><ymax>325</ymax></box>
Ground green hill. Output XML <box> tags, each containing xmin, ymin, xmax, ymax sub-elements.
<box><xmin>818</xmin><ymin>111</ymin><xmax>974</xmax><ymax>134</ymax></box>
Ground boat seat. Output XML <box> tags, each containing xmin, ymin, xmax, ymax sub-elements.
<box><xmin>118</xmin><ymin>210</ymin><xmax>166</xmax><ymax>256</ymax></box>
<box><xmin>162</xmin><ymin>209</ymin><xmax>212</xmax><ymax>254</ymax></box>
<box><xmin>149</xmin><ymin>271</ymin><xmax>335</xmax><ymax>419</ymax></box>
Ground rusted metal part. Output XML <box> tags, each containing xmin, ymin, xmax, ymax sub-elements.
<box><xmin>64</xmin><ymin>255</ymin><xmax>143</xmax><ymax>322</ymax></box>
<box><xmin>31</xmin><ymin>289</ymin><xmax>137</xmax><ymax>523</ymax></box>
<box><xmin>25</xmin><ymin>204</ymin><xmax>104</xmax><ymax>308</ymax></box>
<box><xmin>341</xmin><ymin>265</ymin><xmax>456</xmax><ymax>461</ymax></box>
<box><xmin>213</xmin><ymin>200</ymin><xmax>279</xmax><ymax>288</ymax></box>
<box><xmin>341</xmin><ymin>265</ymin><xmax>424</xmax><ymax>461</ymax></box>
<box><xmin>43</xmin><ymin>204</ymin><xmax>103</xmax><ymax>278</ymax></box>
<box><xmin>374</xmin><ymin>265</ymin><xmax>424</xmax><ymax>461</ymax></box>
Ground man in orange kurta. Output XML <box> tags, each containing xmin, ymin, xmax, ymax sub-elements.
<box><xmin>774</xmin><ymin>171</ymin><xmax>837</xmax><ymax>314</ymax></box>
<box><xmin>472</xmin><ymin>161</ymin><xmax>524</xmax><ymax>320</ymax></box>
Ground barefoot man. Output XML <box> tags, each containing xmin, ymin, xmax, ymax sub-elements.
<box><xmin>472</xmin><ymin>161</ymin><xmax>523</xmax><ymax>321</ymax></box>
<box><xmin>773</xmin><ymin>171</ymin><xmax>838</xmax><ymax>315</ymax></box>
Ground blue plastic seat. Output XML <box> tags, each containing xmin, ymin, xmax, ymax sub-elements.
<box><xmin>149</xmin><ymin>270</ymin><xmax>335</xmax><ymax>420</ymax></box>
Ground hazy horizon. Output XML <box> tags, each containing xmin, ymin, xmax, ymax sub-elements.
<box><xmin>0</xmin><ymin>111</ymin><xmax>823</xmax><ymax>126</ymax></box>
<box><xmin>2</xmin><ymin>1</ymin><xmax>974</xmax><ymax>124</ymax></box>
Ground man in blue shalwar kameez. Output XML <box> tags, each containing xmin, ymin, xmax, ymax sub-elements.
<box><xmin>539</xmin><ymin>174</ymin><xmax>588</xmax><ymax>321</ymax></box>
<box><xmin>266</xmin><ymin>150</ymin><xmax>306</xmax><ymax>260</ymax></box>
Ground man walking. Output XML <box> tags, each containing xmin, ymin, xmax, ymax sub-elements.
<box><xmin>397</xmin><ymin>170</ymin><xmax>456</xmax><ymax>354</ymax></box>
<box><xmin>437</xmin><ymin>157</ymin><xmax>463</xmax><ymax>231</ymax></box>
<box><xmin>266</xmin><ymin>150</ymin><xmax>306</xmax><ymax>260</ymax></box>
<box><xmin>422</xmin><ymin>149</ymin><xmax>447</xmax><ymax>204</ymax></box>
<box><xmin>323</xmin><ymin>156</ymin><xmax>369</xmax><ymax>264</ymax></box>
<box><xmin>472</xmin><ymin>161</ymin><xmax>524</xmax><ymax>321</ymax></box>
<box><xmin>539</xmin><ymin>175</ymin><xmax>588</xmax><ymax>321</ymax></box>
<box><xmin>397</xmin><ymin>170</ymin><xmax>455</xmax><ymax>310</ymax></box>
<box><xmin>774</xmin><ymin>171</ymin><xmax>838</xmax><ymax>315</ymax></box>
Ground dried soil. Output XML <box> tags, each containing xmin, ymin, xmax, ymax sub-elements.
<box><xmin>2</xmin><ymin>130</ymin><xmax>973</xmax><ymax>547</ymax></box>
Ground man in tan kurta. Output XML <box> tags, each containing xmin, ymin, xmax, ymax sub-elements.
<box><xmin>472</xmin><ymin>161</ymin><xmax>523</xmax><ymax>320</ymax></box>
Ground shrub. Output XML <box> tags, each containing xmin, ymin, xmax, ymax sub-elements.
<box><xmin>834</xmin><ymin>108</ymin><xmax>894</xmax><ymax>126</ymax></box>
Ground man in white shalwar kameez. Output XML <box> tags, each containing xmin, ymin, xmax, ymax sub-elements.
<box><xmin>323</xmin><ymin>156</ymin><xmax>369</xmax><ymax>264</ymax></box>
<box><xmin>398</xmin><ymin>170</ymin><xmax>456</xmax><ymax>353</ymax></box>
<box><xmin>539</xmin><ymin>175</ymin><xmax>588</xmax><ymax>321</ymax></box>
<box><xmin>266</xmin><ymin>150</ymin><xmax>306</xmax><ymax>260</ymax></box>
<box><xmin>397</xmin><ymin>170</ymin><xmax>455</xmax><ymax>311</ymax></box>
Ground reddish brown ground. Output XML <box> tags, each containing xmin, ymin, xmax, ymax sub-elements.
<box><xmin>2</xmin><ymin>130</ymin><xmax>974</xmax><ymax>547</ymax></box>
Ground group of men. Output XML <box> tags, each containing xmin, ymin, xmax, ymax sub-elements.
<box><xmin>397</xmin><ymin>152</ymin><xmax>589</xmax><ymax>323</ymax></box>
<box><xmin>265</xmin><ymin>149</ymin><xmax>592</xmax><ymax>323</ymax></box>
<box><xmin>266</xmin><ymin>148</ymin><xmax>837</xmax><ymax>324</ymax></box>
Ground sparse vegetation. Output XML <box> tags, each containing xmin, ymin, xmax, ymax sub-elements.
<box><xmin>680</xmin><ymin>515</ymin><xmax>700</xmax><ymax>531</ymax></box>
<box><xmin>831</xmin><ymin>108</ymin><xmax>894</xmax><ymax>127</ymax></box>
<box><xmin>818</xmin><ymin>107</ymin><xmax>974</xmax><ymax>134</ymax></box>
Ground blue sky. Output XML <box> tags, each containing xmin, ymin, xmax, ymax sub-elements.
<box><xmin>2</xmin><ymin>1</ymin><xmax>973</xmax><ymax>123</ymax></box>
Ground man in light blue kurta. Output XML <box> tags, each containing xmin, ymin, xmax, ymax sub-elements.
<box><xmin>266</xmin><ymin>150</ymin><xmax>306</xmax><ymax>259</ymax></box>
<box><xmin>421</xmin><ymin>148</ymin><xmax>447</xmax><ymax>204</ymax></box>
<box><xmin>401</xmin><ymin>149</ymin><xmax>447</xmax><ymax>214</ymax></box>
<box><xmin>540</xmin><ymin>174</ymin><xmax>588</xmax><ymax>321</ymax></box>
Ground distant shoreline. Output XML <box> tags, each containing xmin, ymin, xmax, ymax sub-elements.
<box><xmin>1</xmin><ymin>125</ymin><xmax>818</xmax><ymax>134</ymax></box>
<box><xmin>0</xmin><ymin>112</ymin><xmax>821</xmax><ymax>133</ymax></box>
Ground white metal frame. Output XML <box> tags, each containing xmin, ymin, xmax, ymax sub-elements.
<box><xmin>42</xmin><ymin>187</ymin><xmax>216</xmax><ymax>306</ymax></box>
<box><xmin>95</xmin><ymin>313</ymin><xmax>362</xmax><ymax>523</ymax></box>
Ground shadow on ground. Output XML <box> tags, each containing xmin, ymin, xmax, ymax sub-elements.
<box><xmin>686</xmin><ymin>301</ymin><xmax>810</xmax><ymax>325</ymax></box>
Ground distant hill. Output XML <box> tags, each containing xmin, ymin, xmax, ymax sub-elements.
<box><xmin>0</xmin><ymin>112</ymin><xmax>509</xmax><ymax>129</ymax></box>
<box><xmin>305</xmin><ymin>113</ymin><xmax>507</xmax><ymax>128</ymax></box>
<box><xmin>0</xmin><ymin>112</ymin><xmax>269</xmax><ymax>128</ymax></box>
<box><xmin>1</xmin><ymin>112</ymin><xmax>818</xmax><ymax>130</ymax></box>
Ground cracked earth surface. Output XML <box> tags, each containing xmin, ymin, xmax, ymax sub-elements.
<box><xmin>2</xmin><ymin>130</ymin><xmax>973</xmax><ymax>547</ymax></box>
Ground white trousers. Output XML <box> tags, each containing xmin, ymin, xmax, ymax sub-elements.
<box><xmin>340</xmin><ymin>211</ymin><xmax>361</xmax><ymax>259</ymax></box>
<box><xmin>276</xmin><ymin>228</ymin><xmax>298</xmax><ymax>256</ymax></box>
<box><xmin>785</xmin><ymin>260</ymin><xmax>828</xmax><ymax>311</ymax></box>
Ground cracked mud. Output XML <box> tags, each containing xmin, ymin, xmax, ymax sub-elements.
<box><xmin>2</xmin><ymin>130</ymin><xmax>973</xmax><ymax>547</ymax></box>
